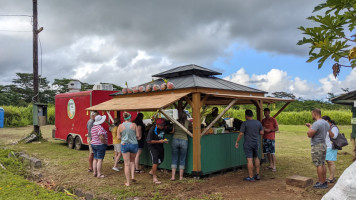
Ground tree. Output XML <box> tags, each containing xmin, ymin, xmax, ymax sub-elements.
<box><xmin>297</xmin><ymin>0</ymin><xmax>356</xmax><ymax>78</ymax></box>
<box><xmin>271</xmin><ymin>91</ymin><xmax>296</xmax><ymax>99</ymax></box>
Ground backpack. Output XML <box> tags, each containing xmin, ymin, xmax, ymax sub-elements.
<box><xmin>330</xmin><ymin>125</ymin><xmax>348</xmax><ymax>150</ymax></box>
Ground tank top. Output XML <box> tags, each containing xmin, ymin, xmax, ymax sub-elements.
<box><xmin>121</xmin><ymin>122</ymin><xmax>138</xmax><ymax>145</ymax></box>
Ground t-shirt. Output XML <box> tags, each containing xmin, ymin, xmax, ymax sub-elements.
<box><xmin>146</xmin><ymin>125</ymin><xmax>164</xmax><ymax>151</ymax></box>
<box><xmin>173</xmin><ymin>120</ymin><xmax>190</xmax><ymax>140</ymax></box>
<box><xmin>111</xmin><ymin>126</ymin><xmax>121</xmax><ymax>145</ymax></box>
<box><xmin>325</xmin><ymin>125</ymin><xmax>339</xmax><ymax>149</ymax></box>
<box><xmin>205</xmin><ymin>113</ymin><xmax>224</xmax><ymax>128</ymax></box>
<box><xmin>262</xmin><ymin>117</ymin><xmax>278</xmax><ymax>140</ymax></box>
<box><xmin>310</xmin><ymin>119</ymin><xmax>329</xmax><ymax>146</ymax></box>
<box><xmin>91</xmin><ymin>125</ymin><xmax>108</xmax><ymax>145</ymax></box>
<box><xmin>87</xmin><ymin>119</ymin><xmax>94</xmax><ymax>138</ymax></box>
<box><xmin>240</xmin><ymin>120</ymin><xmax>263</xmax><ymax>145</ymax></box>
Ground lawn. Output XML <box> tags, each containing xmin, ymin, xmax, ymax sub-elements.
<box><xmin>0</xmin><ymin>124</ymin><xmax>354</xmax><ymax>199</ymax></box>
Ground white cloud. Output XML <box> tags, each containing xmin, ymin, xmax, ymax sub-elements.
<box><xmin>225</xmin><ymin>68</ymin><xmax>356</xmax><ymax>99</ymax></box>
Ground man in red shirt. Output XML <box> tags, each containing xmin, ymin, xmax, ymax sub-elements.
<box><xmin>262</xmin><ymin>108</ymin><xmax>279</xmax><ymax>172</ymax></box>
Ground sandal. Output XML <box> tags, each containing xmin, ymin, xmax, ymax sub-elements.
<box><xmin>131</xmin><ymin>179</ymin><xmax>137</xmax><ymax>183</ymax></box>
<box><xmin>265</xmin><ymin>167</ymin><xmax>273</xmax><ymax>170</ymax></box>
<box><xmin>153</xmin><ymin>180</ymin><xmax>161</xmax><ymax>184</ymax></box>
<box><xmin>271</xmin><ymin>168</ymin><xmax>277</xmax><ymax>172</ymax></box>
<box><xmin>170</xmin><ymin>178</ymin><xmax>175</xmax><ymax>181</ymax></box>
<box><xmin>93</xmin><ymin>173</ymin><xmax>97</xmax><ymax>177</ymax></box>
<box><xmin>97</xmin><ymin>174</ymin><xmax>105</xmax><ymax>178</ymax></box>
<box><xmin>135</xmin><ymin>169</ymin><xmax>144</xmax><ymax>174</ymax></box>
<box><xmin>88</xmin><ymin>168</ymin><xmax>93</xmax><ymax>173</ymax></box>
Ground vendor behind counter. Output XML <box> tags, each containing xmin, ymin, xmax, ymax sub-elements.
<box><xmin>205</xmin><ymin>107</ymin><xmax>226</xmax><ymax>128</ymax></box>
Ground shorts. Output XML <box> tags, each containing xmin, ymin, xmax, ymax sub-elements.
<box><xmin>87</xmin><ymin>137</ymin><xmax>93</xmax><ymax>154</ymax></box>
<box><xmin>243</xmin><ymin>143</ymin><xmax>259</xmax><ymax>158</ymax></box>
<box><xmin>138</xmin><ymin>139</ymin><xmax>145</xmax><ymax>149</ymax></box>
<box><xmin>113</xmin><ymin>144</ymin><xmax>121</xmax><ymax>152</ymax></box>
<box><xmin>263</xmin><ymin>139</ymin><xmax>275</xmax><ymax>154</ymax></box>
<box><xmin>326</xmin><ymin>148</ymin><xmax>338</xmax><ymax>161</ymax></box>
<box><xmin>121</xmin><ymin>143</ymin><xmax>138</xmax><ymax>154</ymax></box>
<box><xmin>91</xmin><ymin>144</ymin><xmax>107</xmax><ymax>160</ymax></box>
<box><xmin>149</xmin><ymin>147</ymin><xmax>164</xmax><ymax>164</ymax></box>
<box><xmin>311</xmin><ymin>143</ymin><xmax>326</xmax><ymax>166</ymax></box>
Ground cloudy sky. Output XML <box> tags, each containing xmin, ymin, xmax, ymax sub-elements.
<box><xmin>0</xmin><ymin>0</ymin><xmax>355</xmax><ymax>99</ymax></box>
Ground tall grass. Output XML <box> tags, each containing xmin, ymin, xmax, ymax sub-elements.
<box><xmin>1</xmin><ymin>105</ymin><xmax>55</xmax><ymax>127</ymax></box>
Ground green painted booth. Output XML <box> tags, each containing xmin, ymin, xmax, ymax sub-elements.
<box><xmin>139</xmin><ymin>132</ymin><xmax>260</xmax><ymax>175</ymax></box>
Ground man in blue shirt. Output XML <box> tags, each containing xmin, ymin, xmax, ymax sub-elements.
<box><xmin>235</xmin><ymin>109</ymin><xmax>264</xmax><ymax>181</ymax></box>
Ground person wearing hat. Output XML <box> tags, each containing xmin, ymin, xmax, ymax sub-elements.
<box><xmin>111</xmin><ymin>118</ymin><xmax>122</xmax><ymax>172</ymax></box>
<box><xmin>146</xmin><ymin>118</ymin><xmax>168</xmax><ymax>184</ymax></box>
<box><xmin>118</xmin><ymin>112</ymin><xmax>140</xmax><ymax>186</ymax></box>
<box><xmin>86</xmin><ymin>111</ymin><xmax>99</xmax><ymax>172</ymax></box>
<box><xmin>205</xmin><ymin>107</ymin><xmax>225</xmax><ymax>128</ymax></box>
<box><xmin>91</xmin><ymin>114</ymin><xmax>108</xmax><ymax>178</ymax></box>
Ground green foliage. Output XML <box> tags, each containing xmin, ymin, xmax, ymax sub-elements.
<box><xmin>1</xmin><ymin>104</ymin><xmax>55</xmax><ymax>127</ymax></box>
<box><xmin>297</xmin><ymin>0</ymin><xmax>356</xmax><ymax>72</ymax></box>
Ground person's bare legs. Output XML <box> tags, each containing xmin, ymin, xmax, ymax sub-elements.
<box><xmin>122</xmin><ymin>152</ymin><xmax>131</xmax><ymax>186</ymax></box>
<box><xmin>352</xmin><ymin>138</ymin><xmax>356</xmax><ymax>161</ymax></box>
<box><xmin>151</xmin><ymin>164</ymin><xmax>160</xmax><ymax>183</ymax></box>
<box><xmin>327</xmin><ymin>160</ymin><xmax>336</xmax><ymax>180</ymax></box>
<box><xmin>135</xmin><ymin>149</ymin><xmax>143</xmax><ymax>171</ymax></box>
<box><xmin>271</xmin><ymin>154</ymin><xmax>276</xmax><ymax>170</ymax></box>
<box><xmin>254</xmin><ymin>157</ymin><xmax>260</xmax><ymax>175</ymax></box>
<box><xmin>130</xmin><ymin>153</ymin><xmax>136</xmax><ymax>180</ymax></box>
<box><xmin>246</xmin><ymin>158</ymin><xmax>254</xmax><ymax>178</ymax></box>
<box><xmin>113</xmin><ymin>151</ymin><xmax>120</xmax><ymax>169</ymax></box>
<box><xmin>96</xmin><ymin>159</ymin><xmax>103</xmax><ymax>177</ymax></box>
<box><xmin>93</xmin><ymin>158</ymin><xmax>97</xmax><ymax>176</ymax></box>
<box><xmin>171</xmin><ymin>168</ymin><xmax>176</xmax><ymax>180</ymax></box>
<box><xmin>89</xmin><ymin>153</ymin><xmax>94</xmax><ymax>170</ymax></box>
<box><xmin>266</xmin><ymin>153</ymin><xmax>273</xmax><ymax>168</ymax></box>
<box><xmin>316</xmin><ymin>165</ymin><xmax>326</xmax><ymax>183</ymax></box>
<box><xmin>179</xmin><ymin>169</ymin><xmax>184</xmax><ymax>180</ymax></box>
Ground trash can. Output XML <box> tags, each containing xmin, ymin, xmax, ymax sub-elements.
<box><xmin>0</xmin><ymin>107</ymin><xmax>4</xmax><ymax>128</ymax></box>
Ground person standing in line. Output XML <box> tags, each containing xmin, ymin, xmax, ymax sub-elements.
<box><xmin>306</xmin><ymin>109</ymin><xmax>329</xmax><ymax>189</ymax></box>
<box><xmin>147</xmin><ymin>118</ymin><xmax>168</xmax><ymax>184</ymax></box>
<box><xmin>235</xmin><ymin>109</ymin><xmax>264</xmax><ymax>182</ymax></box>
<box><xmin>170</xmin><ymin>111</ymin><xmax>190</xmax><ymax>181</ymax></box>
<box><xmin>322</xmin><ymin>116</ymin><xmax>339</xmax><ymax>183</ymax></box>
<box><xmin>91</xmin><ymin>115</ymin><xmax>108</xmax><ymax>178</ymax></box>
<box><xmin>262</xmin><ymin>108</ymin><xmax>279</xmax><ymax>172</ymax></box>
<box><xmin>112</xmin><ymin>118</ymin><xmax>122</xmax><ymax>172</ymax></box>
<box><xmin>118</xmin><ymin>112</ymin><xmax>140</xmax><ymax>186</ymax></box>
<box><xmin>86</xmin><ymin>111</ymin><xmax>98</xmax><ymax>172</ymax></box>
<box><xmin>134</xmin><ymin>113</ymin><xmax>146</xmax><ymax>174</ymax></box>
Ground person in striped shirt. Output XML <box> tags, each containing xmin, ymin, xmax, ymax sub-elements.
<box><xmin>91</xmin><ymin>115</ymin><xmax>108</xmax><ymax>178</ymax></box>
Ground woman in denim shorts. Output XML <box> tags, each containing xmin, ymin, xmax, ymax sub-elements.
<box><xmin>90</xmin><ymin>115</ymin><xmax>108</xmax><ymax>178</ymax></box>
<box><xmin>118</xmin><ymin>112</ymin><xmax>140</xmax><ymax>186</ymax></box>
<box><xmin>171</xmin><ymin>112</ymin><xmax>190</xmax><ymax>181</ymax></box>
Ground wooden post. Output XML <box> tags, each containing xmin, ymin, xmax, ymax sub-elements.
<box><xmin>106</xmin><ymin>111</ymin><xmax>114</xmax><ymax>124</ymax></box>
<box><xmin>32</xmin><ymin>0</ymin><xmax>40</xmax><ymax>137</ymax></box>
<box><xmin>192</xmin><ymin>93</ymin><xmax>201</xmax><ymax>174</ymax></box>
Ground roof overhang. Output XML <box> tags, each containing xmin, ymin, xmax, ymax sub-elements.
<box><xmin>203</xmin><ymin>93</ymin><xmax>295</xmax><ymax>105</ymax></box>
<box><xmin>331</xmin><ymin>90</ymin><xmax>356</xmax><ymax>105</ymax></box>
<box><xmin>86</xmin><ymin>92</ymin><xmax>190</xmax><ymax>111</ymax></box>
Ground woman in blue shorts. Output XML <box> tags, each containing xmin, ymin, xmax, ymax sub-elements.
<box><xmin>322</xmin><ymin>116</ymin><xmax>338</xmax><ymax>183</ymax></box>
<box><xmin>118</xmin><ymin>112</ymin><xmax>140</xmax><ymax>186</ymax></box>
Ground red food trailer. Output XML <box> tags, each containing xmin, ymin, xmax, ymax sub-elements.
<box><xmin>53</xmin><ymin>90</ymin><xmax>137</xmax><ymax>150</ymax></box>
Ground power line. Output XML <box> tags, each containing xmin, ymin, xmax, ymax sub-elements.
<box><xmin>0</xmin><ymin>14</ymin><xmax>32</xmax><ymax>17</ymax></box>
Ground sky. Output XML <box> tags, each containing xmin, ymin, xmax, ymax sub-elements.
<box><xmin>0</xmin><ymin>0</ymin><xmax>355</xmax><ymax>100</ymax></box>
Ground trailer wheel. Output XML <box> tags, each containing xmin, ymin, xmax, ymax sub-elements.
<box><xmin>67</xmin><ymin>135</ymin><xmax>74</xmax><ymax>149</ymax></box>
<box><xmin>74</xmin><ymin>136</ymin><xmax>83</xmax><ymax>150</ymax></box>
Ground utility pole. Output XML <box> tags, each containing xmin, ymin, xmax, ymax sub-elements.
<box><xmin>33</xmin><ymin>0</ymin><xmax>43</xmax><ymax>137</ymax></box>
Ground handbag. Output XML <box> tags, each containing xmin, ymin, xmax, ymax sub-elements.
<box><xmin>331</xmin><ymin>133</ymin><xmax>348</xmax><ymax>150</ymax></box>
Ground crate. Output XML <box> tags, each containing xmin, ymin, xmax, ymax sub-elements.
<box><xmin>213</xmin><ymin>127</ymin><xmax>225</xmax><ymax>134</ymax></box>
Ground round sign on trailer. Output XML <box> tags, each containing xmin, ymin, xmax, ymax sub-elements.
<box><xmin>67</xmin><ymin>99</ymin><xmax>76</xmax><ymax>119</ymax></box>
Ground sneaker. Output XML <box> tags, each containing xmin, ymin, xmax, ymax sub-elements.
<box><xmin>112</xmin><ymin>167</ymin><xmax>120</xmax><ymax>172</ymax></box>
<box><xmin>243</xmin><ymin>177</ymin><xmax>255</xmax><ymax>182</ymax></box>
<box><xmin>254</xmin><ymin>174</ymin><xmax>260</xmax><ymax>180</ymax></box>
<box><xmin>313</xmin><ymin>182</ymin><xmax>321</xmax><ymax>188</ymax></box>
<box><xmin>313</xmin><ymin>182</ymin><xmax>328</xmax><ymax>189</ymax></box>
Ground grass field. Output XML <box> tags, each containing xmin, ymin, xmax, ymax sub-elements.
<box><xmin>0</xmin><ymin>124</ymin><xmax>354</xmax><ymax>199</ymax></box>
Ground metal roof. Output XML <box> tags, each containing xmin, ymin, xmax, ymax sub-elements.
<box><xmin>152</xmin><ymin>64</ymin><xmax>222</xmax><ymax>78</ymax></box>
<box><xmin>331</xmin><ymin>90</ymin><xmax>356</xmax><ymax>105</ymax></box>
<box><xmin>111</xmin><ymin>74</ymin><xmax>265</xmax><ymax>95</ymax></box>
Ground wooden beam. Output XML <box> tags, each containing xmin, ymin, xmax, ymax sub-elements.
<box><xmin>184</xmin><ymin>96</ymin><xmax>194</xmax><ymax>108</ymax></box>
<box><xmin>273</xmin><ymin>102</ymin><xmax>291</xmax><ymax>118</ymax></box>
<box><xmin>192</xmin><ymin>93</ymin><xmax>201</xmax><ymax>172</ymax></box>
<box><xmin>200</xmin><ymin>94</ymin><xmax>210</xmax><ymax>106</ymax></box>
<box><xmin>182</xmin><ymin>101</ymin><xmax>188</xmax><ymax>110</ymax></box>
<box><xmin>106</xmin><ymin>111</ymin><xmax>114</xmax><ymax>124</ymax></box>
<box><xmin>172</xmin><ymin>103</ymin><xmax>178</xmax><ymax>109</ymax></box>
<box><xmin>159</xmin><ymin>108</ymin><xmax>193</xmax><ymax>137</ymax></box>
<box><xmin>252</xmin><ymin>100</ymin><xmax>263</xmax><ymax>121</ymax></box>
<box><xmin>201</xmin><ymin>99</ymin><xmax>238</xmax><ymax>136</ymax></box>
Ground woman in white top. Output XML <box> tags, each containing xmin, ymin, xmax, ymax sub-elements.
<box><xmin>322</xmin><ymin>116</ymin><xmax>339</xmax><ymax>183</ymax></box>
